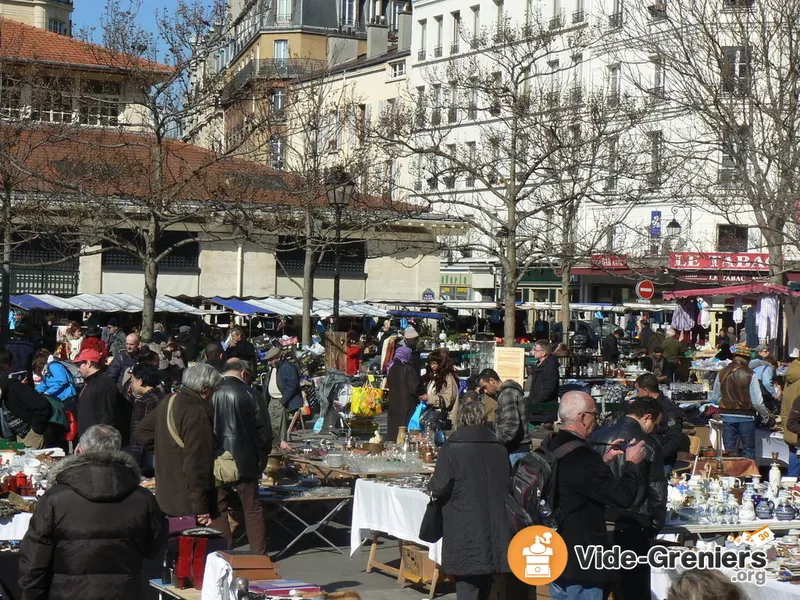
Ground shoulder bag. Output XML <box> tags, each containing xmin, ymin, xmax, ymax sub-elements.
<box><xmin>419</xmin><ymin>496</ymin><xmax>443</xmax><ymax>543</ymax></box>
<box><xmin>166</xmin><ymin>394</ymin><xmax>239</xmax><ymax>487</ymax></box>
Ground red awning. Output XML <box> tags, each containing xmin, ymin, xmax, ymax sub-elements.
<box><xmin>663</xmin><ymin>282</ymin><xmax>790</xmax><ymax>300</ymax></box>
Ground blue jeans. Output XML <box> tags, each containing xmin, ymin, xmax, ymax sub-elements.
<box><xmin>722</xmin><ymin>419</ymin><xmax>756</xmax><ymax>459</ymax></box>
<box><xmin>509</xmin><ymin>451</ymin><xmax>528</xmax><ymax>467</ymax></box>
<box><xmin>789</xmin><ymin>445</ymin><xmax>800</xmax><ymax>478</ymax></box>
<box><xmin>549</xmin><ymin>581</ymin><xmax>603</xmax><ymax>600</ymax></box>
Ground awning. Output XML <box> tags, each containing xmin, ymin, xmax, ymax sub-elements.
<box><xmin>663</xmin><ymin>282</ymin><xmax>790</xmax><ymax>300</ymax></box>
<box><xmin>211</xmin><ymin>297</ymin><xmax>274</xmax><ymax>315</ymax></box>
<box><xmin>388</xmin><ymin>310</ymin><xmax>445</xmax><ymax>320</ymax></box>
<box><xmin>9</xmin><ymin>293</ymin><xmax>208</xmax><ymax>314</ymax></box>
<box><xmin>9</xmin><ymin>294</ymin><xmax>58</xmax><ymax>311</ymax></box>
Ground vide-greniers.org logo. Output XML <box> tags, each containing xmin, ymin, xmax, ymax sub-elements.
<box><xmin>575</xmin><ymin>545</ymin><xmax>768</xmax><ymax>586</ymax></box>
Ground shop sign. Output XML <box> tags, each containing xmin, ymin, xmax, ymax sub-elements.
<box><xmin>590</xmin><ymin>254</ymin><xmax>629</xmax><ymax>270</ymax></box>
<box><xmin>679</xmin><ymin>274</ymin><xmax>754</xmax><ymax>284</ymax></box>
<box><xmin>440</xmin><ymin>273</ymin><xmax>473</xmax><ymax>286</ymax></box>
<box><xmin>669</xmin><ymin>252</ymin><xmax>771</xmax><ymax>271</ymax></box>
<box><xmin>422</xmin><ymin>288</ymin><xmax>436</xmax><ymax>301</ymax></box>
<box><xmin>650</xmin><ymin>211</ymin><xmax>661</xmax><ymax>237</ymax></box>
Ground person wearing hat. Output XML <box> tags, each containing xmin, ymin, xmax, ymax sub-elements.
<box><xmin>782</xmin><ymin>351</ymin><xmax>800</xmax><ymax>477</ymax></box>
<box><xmin>642</xmin><ymin>346</ymin><xmax>672</xmax><ymax>384</ymax></box>
<box><xmin>176</xmin><ymin>325</ymin><xmax>198</xmax><ymax>364</ymax></box>
<box><xmin>264</xmin><ymin>347</ymin><xmax>301</xmax><ymax>448</ymax></box>
<box><xmin>402</xmin><ymin>325</ymin><xmax>424</xmax><ymax>385</ymax></box>
<box><xmin>104</xmin><ymin>318</ymin><xmax>127</xmax><ymax>358</ymax></box>
<box><xmin>75</xmin><ymin>348</ymin><xmax>118</xmax><ymax>438</ymax></box>
<box><xmin>749</xmin><ymin>345</ymin><xmax>781</xmax><ymax>413</ymax></box>
<box><xmin>79</xmin><ymin>325</ymin><xmax>109</xmax><ymax>364</ymax></box>
<box><xmin>6</xmin><ymin>321</ymin><xmax>42</xmax><ymax>384</ymax></box>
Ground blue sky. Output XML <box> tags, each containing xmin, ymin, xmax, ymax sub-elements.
<box><xmin>73</xmin><ymin>0</ymin><xmax>174</xmax><ymax>43</ymax></box>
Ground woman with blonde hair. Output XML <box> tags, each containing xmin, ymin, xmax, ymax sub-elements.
<box><xmin>667</xmin><ymin>569</ymin><xmax>745</xmax><ymax>600</ymax></box>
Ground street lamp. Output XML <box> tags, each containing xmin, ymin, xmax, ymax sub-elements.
<box><xmin>326</xmin><ymin>168</ymin><xmax>356</xmax><ymax>328</ymax></box>
<box><xmin>666</xmin><ymin>207</ymin><xmax>682</xmax><ymax>238</ymax></box>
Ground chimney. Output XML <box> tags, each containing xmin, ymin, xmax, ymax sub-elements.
<box><xmin>397</xmin><ymin>4</ymin><xmax>412</xmax><ymax>53</ymax></box>
<box><xmin>367</xmin><ymin>19</ymin><xmax>389</xmax><ymax>59</ymax></box>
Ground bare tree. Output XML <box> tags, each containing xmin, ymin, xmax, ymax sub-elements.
<box><xmin>610</xmin><ymin>0</ymin><xmax>800</xmax><ymax>284</ymax></box>
<box><xmin>375</xmin><ymin>13</ymin><xmax>647</xmax><ymax>345</ymax></box>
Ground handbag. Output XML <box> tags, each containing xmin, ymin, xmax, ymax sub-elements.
<box><xmin>408</xmin><ymin>401</ymin><xmax>426</xmax><ymax>431</ymax></box>
<box><xmin>419</xmin><ymin>396</ymin><xmax>449</xmax><ymax>432</ymax></box>
<box><xmin>350</xmin><ymin>379</ymin><xmax>385</xmax><ymax>417</ymax></box>
<box><xmin>166</xmin><ymin>394</ymin><xmax>239</xmax><ymax>487</ymax></box>
<box><xmin>419</xmin><ymin>497</ymin><xmax>443</xmax><ymax>543</ymax></box>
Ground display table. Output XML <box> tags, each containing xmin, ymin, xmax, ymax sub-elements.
<box><xmin>662</xmin><ymin>518</ymin><xmax>800</xmax><ymax>536</ymax></box>
<box><xmin>651</xmin><ymin>566</ymin><xmax>797</xmax><ymax>600</ymax></box>
<box><xmin>709</xmin><ymin>427</ymin><xmax>790</xmax><ymax>466</ymax></box>
<box><xmin>350</xmin><ymin>479</ymin><xmax>443</xmax><ymax>598</ymax></box>
<box><xmin>0</xmin><ymin>513</ymin><xmax>32</xmax><ymax>541</ymax></box>
<box><xmin>259</xmin><ymin>487</ymin><xmax>352</xmax><ymax>560</ymax></box>
<box><xmin>149</xmin><ymin>579</ymin><xmax>202</xmax><ymax>600</ymax></box>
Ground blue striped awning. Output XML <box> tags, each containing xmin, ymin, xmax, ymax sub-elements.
<box><xmin>211</xmin><ymin>297</ymin><xmax>275</xmax><ymax>315</ymax></box>
<box><xmin>9</xmin><ymin>294</ymin><xmax>58</xmax><ymax>311</ymax></box>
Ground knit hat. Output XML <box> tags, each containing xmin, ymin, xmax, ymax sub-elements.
<box><xmin>754</xmin><ymin>344</ymin><xmax>768</xmax><ymax>353</ymax></box>
<box><xmin>394</xmin><ymin>346</ymin><xmax>412</xmax><ymax>363</ymax></box>
<box><xmin>403</xmin><ymin>326</ymin><xmax>419</xmax><ymax>340</ymax></box>
<box><xmin>265</xmin><ymin>346</ymin><xmax>281</xmax><ymax>361</ymax></box>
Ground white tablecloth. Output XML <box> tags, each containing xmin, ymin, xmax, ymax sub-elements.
<box><xmin>0</xmin><ymin>513</ymin><xmax>32</xmax><ymax>540</ymax></box>
<box><xmin>651</xmin><ymin>566</ymin><xmax>796</xmax><ymax>600</ymax></box>
<box><xmin>709</xmin><ymin>427</ymin><xmax>790</xmax><ymax>465</ymax></box>
<box><xmin>350</xmin><ymin>479</ymin><xmax>442</xmax><ymax>564</ymax></box>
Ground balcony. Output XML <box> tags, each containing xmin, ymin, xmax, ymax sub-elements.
<box><xmin>470</xmin><ymin>36</ymin><xmax>480</xmax><ymax>50</ymax></box>
<box><xmin>275</xmin><ymin>12</ymin><xmax>292</xmax><ymax>25</ymax></box>
<box><xmin>648</xmin><ymin>2</ymin><xmax>667</xmax><ymax>20</ymax></box>
<box><xmin>415</xmin><ymin>110</ymin><xmax>426</xmax><ymax>129</ymax></box>
<box><xmin>546</xmin><ymin>90</ymin><xmax>560</xmax><ymax>107</ymax></box>
<box><xmin>467</xmin><ymin>103</ymin><xmax>478</xmax><ymax>120</ymax></box>
<box><xmin>450</xmin><ymin>42</ymin><xmax>460</xmax><ymax>55</ymax></box>
<box><xmin>444</xmin><ymin>175</ymin><xmax>456</xmax><ymax>189</ymax></box>
<box><xmin>572</xmin><ymin>10</ymin><xmax>586</xmax><ymax>24</ymax></box>
<box><xmin>608</xmin><ymin>12</ymin><xmax>623</xmax><ymax>28</ymax></box>
<box><xmin>722</xmin><ymin>0</ymin><xmax>754</xmax><ymax>10</ymax></box>
<box><xmin>608</xmin><ymin>91</ymin><xmax>620</xmax><ymax>107</ymax></box>
<box><xmin>549</xmin><ymin>15</ymin><xmax>564</xmax><ymax>30</ymax></box>
<box><xmin>721</xmin><ymin>76</ymin><xmax>750</xmax><ymax>96</ymax></box>
<box><xmin>434</xmin><ymin>45</ymin><xmax>443</xmax><ymax>58</ymax></box>
<box><xmin>569</xmin><ymin>85</ymin><xmax>584</xmax><ymax>105</ymax></box>
<box><xmin>649</xmin><ymin>84</ymin><xmax>665</xmax><ymax>101</ymax></box>
<box><xmin>418</xmin><ymin>49</ymin><xmax>427</xmax><ymax>61</ymax></box>
<box><xmin>718</xmin><ymin>168</ymin><xmax>742</xmax><ymax>186</ymax></box>
<box><xmin>221</xmin><ymin>58</ymin><xmax>326</xmax><ymax>103</ymax></box>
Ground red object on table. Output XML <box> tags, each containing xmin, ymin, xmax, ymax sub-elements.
<box><xmin>175</xmin><ymin>535</ymin><xmax>212</xmax><ymax>590</ymax></box>
<box><xmin>16</xmin><ymin>472</ymin><xmax>27</xmax><ymax>490</ymax></box>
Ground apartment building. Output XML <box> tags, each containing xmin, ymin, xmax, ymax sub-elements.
<box><xmin>409</xmin><ymin>0</ymin><xmax>794</xmax><ymax>304</ymax></box>
<box><xmin>0</xmin><ymin>0</ymin><xmax>72</xmax><ymax>35</ymax></box>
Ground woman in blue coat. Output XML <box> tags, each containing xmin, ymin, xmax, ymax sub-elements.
<box><xmin>34</xmin><ymin>351</ymin><xmax>78</xmax><ymax>412</ymax></box>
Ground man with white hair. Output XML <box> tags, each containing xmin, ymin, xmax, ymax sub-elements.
<box><xmin>661</xmin><ymin>327</ymin><xmax>683</xmax><ymax>376</ymax></box>
<box><xmin>19</xmin><ymin>424</ymin><xmax>166</xmax><ymax>600</ymax></box>
<box><xmin>547</xmin><ymin>392</ymin><xmax>646</xmax><ymax>600</ymax></box>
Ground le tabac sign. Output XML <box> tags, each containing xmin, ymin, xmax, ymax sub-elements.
<box><xmin>669</xmin><ymin>252</ymin><xmax>772</xmax><ymax>272</ymax></box>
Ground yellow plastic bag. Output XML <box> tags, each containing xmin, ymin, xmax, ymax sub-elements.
<box><xmin>350</xmin><ymin>382</ymin><xmax>384</xmax><ymax>417</ymax></box>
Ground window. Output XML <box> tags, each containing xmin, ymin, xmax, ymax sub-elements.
<box><xmin>418</xmin><ymin>20</ymin><xmax>427</xmax><ymax>60</ymax></box>
<box><xmin>573</xmin><ymin>0</ymin><xmax>586</xmax><ymax>23</ymax></box>
<box><xmin>466</xmin><ymin>142</ymin><xmax>476</xmax><ymax>186</ymax></box>
<box><xmin>32</xmin><ymin>77</ymin><xmax>74</xmax><ymax>124</ymax></box>
<box><xmin>648</xmin><ymin>0</ymin><xmax>667</xmax><ymax>20</ymax></box>
<box><xmin>434</xmin><ymin>16</ymin><xmax>443</xmax><ymax>57</ymax></box>
<box><xmin>609</xmin><ymin>0</ymin><xmax>624</xmax><ymax>28</ymax></box>
<box><xmin>495</xmin><ymin>0</ymin><xmax>504</xmax><ymax>27</ymax></box>
<box><xmin>48</xmin><ymin>18</ymin><xmax>68</xmax><ymax>35</ymax></box>
<box><xmin>432</xmin><ymin>84</ymin><xmax>442</xmax><ymax>125</ymax></box>
<box><xmin>270</xmin><ymin>135</ymin><xmax>285</xmax><ymax>169</ymax></box>
<box><xmin>415</xmin><ymin>87</ymin><xmax>426</xmax><ymax>128</ymax></box>
<box><xmin>451</xmin><ymin>11</ymin><xmax>461</xmax><ymax>54</ymax></box>
<box><xmin>651</xmin><ymin>56</ymin><xmax>665</xmax><ymax>98</ymax></box>
<box><xmin>356</xmin><ymin>103</ymin><xmax>367</xmax><ymax>144</ymax></box>
<box><xmin>342</xmin><ymin>0</ymin><xmax>356</xmax><ymax>26</ymax></box>
<box><xmin>471</xmin><ymin>6</ymin><xmax>481</xmax><ymax>49</ymax></box>
<box><xmin>389</xmin><ymin>61</ymin><xmax>406</xmax><ymax>78</ymax></box>
<box><xmin>427</xmin><ymin>156</ymin><xmax>439</xmax><ymax>189</ymax></box>
<box><xmin>276</xmin><ymin>0</ymin><xmax>291</xmax><ymax>23</ymax></box>
<box><xmin>547</xmin><ymin>60</ymin><xmax>560</xmax><ymax>106</ymax></box>
<box><xmin>468</xmin><ymin>88</ymin><xmax>478</xmax><ymax>120</ymax></box>
<box><xmin>608</xmin><ymin>63</ymin><xmax>621</xmax><ymax>106</ymax></box>
<box><xmin>103</xmin><ymin>231</ymin><xmax>198</xmax><ymax>272</ymax></box>
<box><xmin>717</xmin><ymin>225</ymin><xmax>748</xmax><ymax>252</ymax></box>
<box><xmin>448</xmin><ymin>84</ymin><xmax>458</xmax><ymax>123</ymax></box>
<box><xmin>414</xmin><ymin>153</ymin><xmax>424</xmax><ymax>191</ymax></box>
<box><xmin>571</xmin><ymin>53</ymin><xmax>583</xmax><ymax>103</ymax></box>
<box><xmin>78</xmin><ymin>80</ymin><xmax>121</xmax><ymax>126</ymax></box>
<box><xmin>445</xmin><ymin>144</ymin><xmax>457</xmax><ymax>188</ymax></box>
<box><xmin>721</xmin><ymin>46</ymin><xmax>749</xmax><ymax>95</ymax></box>
<box><xmin>277</xmin><ymin>237</ymin><xmax>365</xmax><ymax>276</ymax></box>
<box><xmin>722</xmin><ymin>0</ymin><xmax>755</xmax><ymax>9</ymax></box>
<box><xmin>605</xmin><ymin>136</ymin><xmax>619</xmax><ymax>191</ymax></box>
<box><xmin>383</xmin><ymin>159</ymin><xmax>396</xmax><ymax>199</ymax></box>
<box><xmin>489</xmin><ymin>71</ymin><xmax>502</xmax><ymax>116</ymax></box>
<box><xmin>272</xmin><ymin>88</ymin><xmax>285</xmax><ymax>117</ymax></box>
<box><xmin>647</xmin><ymin>130</ymin><xmax>663</xmax><ymax>188</ymax></box>
<box><xmin>720</xmin><ymin>126</ymin><xmax>748</xmax><ymax>182</ymax></box>
<box><xmin>551</xmin><ymin>0</ymin><xmax>563</xmax><ymax>29</ymax></box>
<box><xmin>0</xmin><ymin>75</ymin><xmax>21</xmax><ymax>119</ymax></box>
<box><xmin>274</xmin><ymin>40</ymin><xmax>289</xmax><ymax>66</ymax></box>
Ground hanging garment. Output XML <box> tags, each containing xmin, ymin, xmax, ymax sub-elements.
<box><xmin>671</xmin><ymin>299</ymin><xmax>696</xmax><ymax>331</ymax></box>
<box><xmin>697</xmin><ymin>297</ymin><xmax>711</xmax><ymax>329</ymax></box>
<box><xmin>745</xmin><ymin>307</ymin><xmax>758</xmax><ymax>348</ymax></box>
<box><xmin>756</xmin><ymin>296</ymin><xmax>779</xmax><ymax>342</ymax></box>
<box><xmin>733</xmin><ymin>297</ymin><xmax>744</xmax><ymax>325</ymax></box>
<box><xmin>786</xmin><ymin>299</ymin><xmax>800</xmax><ymax>358</ymax></box>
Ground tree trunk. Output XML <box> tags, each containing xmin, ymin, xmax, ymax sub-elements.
<box><xmin>561</xmin><ymin>263</ymin><xmax>571</xmax><ymax>350</ymax></box>
<box><xmin>0</xmin><ymin>187</ymin><xmax>10</xmax><ymax>345</ymax></box>
<box><xmin>301</xmin><ymin>209</ymin><xmax>315</xmax><ymax>347</ymax></box>
<box><xmin>503</xmin><ymin>276</ymin><xmax>516</xmax><ymax>347</ymax></box>
<box><xmin>141</xmin><ymin>219</ymin><xmax>159</xmax><ymax>343</ymax></box>
<box><xmin>765</xmin><ymin>229</ymin><xmax>785</xmax><ymax>285</ymax></box>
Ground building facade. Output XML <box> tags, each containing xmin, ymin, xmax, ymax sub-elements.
<box><xmin>0</xmin><ymin>0</ymin><xmax>72</xmax><ymax>35</ymax></box>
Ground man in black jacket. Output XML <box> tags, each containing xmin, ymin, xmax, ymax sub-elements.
<box><xmin>527</xmin><ymin>340</ymin><xmax>560</xmax><ymax>423</ymax></box>
<box><xmin>635</xmin><ymin>373</ymin><xmax>686</xmax><ymax>474</ymax></box>
<box><xmin>106</xmin><ymin>333</ymin><xmax>140</xmax><ymax>391</ymax></box>
<box><xmin>210</xmin><ymin>359</ymin><xmax>272</xmax><ymax>554</ymax></box>
<box><xmin>75</xmin><ymin>349</ymin><xmax>118</xmax><ymax>437</ymax></box>
<box><xmin>0</xmin><ymin>350</ymin><xmax>54</xmax><ymax>449</ymax></box>
<box><xmin>19</xmin><ymin>424</ymin><xmax>166</xmax><ymax>600</ymax></box>
<box><xmin>204</xmin><ymin>342</ymin><xmax>226</xmax><ymax>372</ymax></box>
<box><xmin>601</xmin><ymin>329</ymin><xmax>624</xmax><ymax>364</ymax></box>
<box><xmin>226</xmin><ymin>327</ymin><xmax>257</xmax><ymax>366</ymax></box>
<box><xmin>589</xmin><ymin>397</ymin><xmax>667</xmax><ymax>600</ymax></box>
<box><xmin>6</xmin><ymin>323</ymin><xmax>41</xmax><ymax>384</ymax></box>
<box><xmin>548</xmin><ymin>391</ymin><xmax>646</xmax><ymax>599</ymax></box>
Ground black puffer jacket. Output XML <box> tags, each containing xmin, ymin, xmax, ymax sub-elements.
<box><xmin>527</xmin><ymin>354</ymin><xmax>560</xmax><ymax>407</ymax></box>
<box><xmin>76</xmin><ymin>371</ymin><xmax>118</xmax><ymax>437</ymax></box>
<box><xmin>588</xmin><ymin>416</ymin><xmax>668</xmax><ymax>530</ymax></box>
<box><xmin>428</xmin><ymin>425</ymin><xmax>511</xmax><ymax>576</ymax></box>
<box><xmin>18</xmin><ymin>451</ymin><xmax>167</xmax><ymax>600</ymax></box>
<box><xmin>0</xmin><ymin>377</ymin><xmax>52</xmax><ymax>435</ymax></box>
<box><xmin>211</xmin><ymin>375</ymin><xmax>272</xmax><ymax>480</ymax></box>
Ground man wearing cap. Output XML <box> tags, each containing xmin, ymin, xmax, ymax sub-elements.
<box><xmin>402</xmin><ymin>326</ymin><xmax>424</xmax><ymax>382</ymax></box>
<box><xmin>642</xmin><ymin>347</ymin><xmax>672</xmax><ymax>384</ymax></box>
<box><xmin>264</xmin><ymin>347</ymin><xmax>302</xmax><ymax>448</ymax></box>
<box><xmin>750</xmin><ymin>345</ymin><xmax>780</xmax><ymax>412</ymax></box>
<box><xmin>104</xmin><ymin>319</ymin><xmax>127</xmax><ymax>358</ymax></box>
<box><xmin>75</xmin><ymin>348</ymin><xmax>118</xmax><ymax>437</ymax></box>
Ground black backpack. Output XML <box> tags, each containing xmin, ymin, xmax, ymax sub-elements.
<box><xmin>506</xmin><ymin>435</ymin><xmax>584</xmax><ymax>533</ymax></box>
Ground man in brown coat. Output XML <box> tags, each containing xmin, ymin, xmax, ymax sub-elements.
<box><xmin>135</xmin><ymin>363</ymin><xmax>223</xmax><ymax>522</ymax></box>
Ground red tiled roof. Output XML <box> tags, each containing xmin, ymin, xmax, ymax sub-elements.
<box><xmin>0</xmin><ymin>18</ymin><xmax>172</xmax><ymax>74</ymax></box>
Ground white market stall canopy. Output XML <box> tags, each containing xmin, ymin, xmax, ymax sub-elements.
<box><xmin>518</xmin><ymin>302</ymin><xmax>677</xmax><ymax>313</ymax></box>
<box><xmin>10</xmin><ymin>293</ymin><xmax>210</xmax><ymax>315</ymax></box>
<box><xmin>211</xmin><ymin>296</ymin><xmax>389</xmax><ymax>318</ymax></box>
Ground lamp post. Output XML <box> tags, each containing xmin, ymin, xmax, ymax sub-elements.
<box><xmin>666</xmin><ymin>207</ymin><xmax>682</xmax><ymax>238</ymax></box>
<box><xmin>326</xmin><ymin>168</ymin><xmax>355</xmax><ymax>329</ymax></box>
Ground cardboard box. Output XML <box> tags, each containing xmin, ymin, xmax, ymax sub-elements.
<box><xmin>400</xmin><ymin>544</ymin><xmax>439</xmax><ymax>582</ymax></box>
<box><xmin>219</xmin><ymin>551</ymin><xmax>280</xmax><ymax>581</ymax></box>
